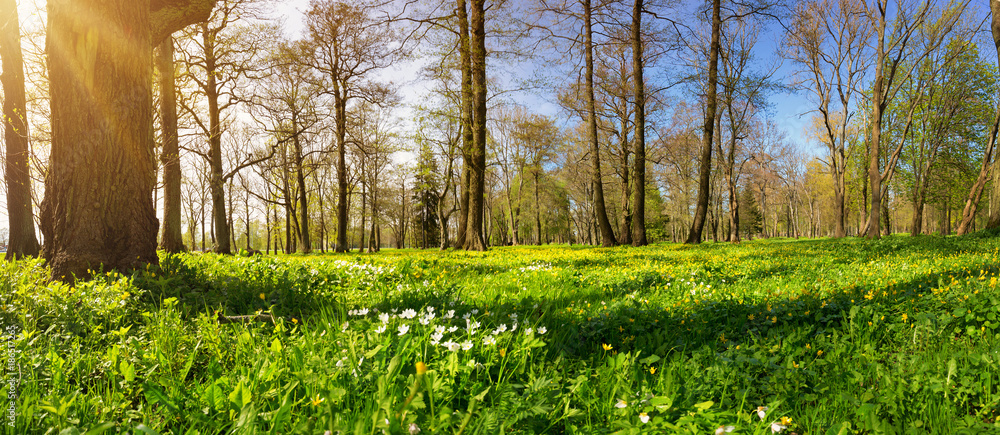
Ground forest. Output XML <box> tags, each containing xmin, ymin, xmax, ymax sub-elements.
<box><xmin>3</xmin><ymin>0</ymin><xmax>1000</xmax><ymax>433</ymax></box>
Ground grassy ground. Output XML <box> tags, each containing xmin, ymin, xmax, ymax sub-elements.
<box><xmin>3</xmin><ymin>235</ymin><xmax>1000</xmax><ymax>434</ymax></box>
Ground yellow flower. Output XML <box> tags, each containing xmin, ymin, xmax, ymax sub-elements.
<box><xmin>259</xmin><ymin>293</ymin><xmax>266</xmax><ymax>301</ymax></box>
<box><xmin>310</xmin><ymin>395</ymin><xmax>325</xmax><ymax>406</ymax></box>
<box><xmin>817</xmin><ymin>350</ymin><xmax>824</xmax><ymax>356</ymax></box>
<box><xmin>649</xmin><ymin>367</ymin><xmax>656</xmax><ymax>375</ymax></box>
<box><xmin>602</xmin><ymin>343</ymin><xmax>613</xmax><ymax>351</ymax></box>
<box><xmin>499</xmin><ymin>348</ymin><xmax>507</xmax><ymax>357</ymax></box>
<box><xmin>780</xmin><ymin>416</ymin><xmax>792</xmax><ymax>425</ymax></box>
<box><xmin>416</xmin><ymin>362</ymin><xmax>428</xmax><ymax>375</ymax></box>
<box><xmin>902</xmin><ymin>313</ymin><xmax>908</xmax><ymax>322</ymax></box>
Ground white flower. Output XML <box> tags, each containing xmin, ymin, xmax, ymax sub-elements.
<box><xmin>715</xmin><ymin>426</ymin><xmax>735</xmax><ymax>435</ymax></box>
<box><xmin>443</xmin><ymin>341</ymin><xmax>461</xmax><ymax>352</ymax></box>
<box><xmin>483</xmin><ymin>336</ymin><xmax>496</xmax><ymax>345</ymax></box>
<box><xmin>471</xmin><ymin>309</ymin><xmax>479</xmax><ymax>315</ymax></box>
<box><xmin>462</xmin><ymin>313</ymin><xmax>472</xmax><ymax>320</ymax></box>
<box><xmin>430</xmin><ymin>332</ymin><xmax>443</xmax><ymax>345</ymax></box>
<box><xmin>447</xmin><ymin>326</ymin><xmax>458</xmax><ymax>333</ymax></box>
<box><xmin>379</xmin><ymin>313</ymin><xmax>390</xmax><ymax>323</ymax></box>
<box><xmin>397</xmin><ymin>324</ymin><xmax>410</xmax><ymax>336</ymax></box>
<box><xmin>509</xmin><ymin>313</ymin><xmax>518</xmax><ymax>320</ymax></box>
<box><xmin>426</xmin><ymin>306</ymin><xmax>435</xmax><ymax>313</ymax></box>
<box><xmin>341</xmin><ymin>322</ymin><xmax>349</xmax><ymax>332</ymax></box>
<box><xmin>770</xmin><ymin>422</ymin><xmax>786</xmax><ymax>433</ymax></box>
<box><xmin>511</xmin><ymin>322</ymin><xmax>518</xmax><ymax>332</ymax></box>
<box><xmin>461</xmin><ymin>340</ymin><xmax>473</xmax><ymax>351</ymax></box>
<box><xmin>537</xmin><ymin>326</ymin><xmax>547</xmax><ymax>335</ymax></box>
<box><xmin>493</xmin><ymin>324</ymin><xmax>508</xmax><ymax>335</ymax></box>
<box><xmin>356</xmin><ymin>308</ymin><xmax>370</xmax><ymax>316</ymax></box>
<box><xmin>401</xmin><ymin>309</ymin><xmax>417</xmax><ymax>319</ymax></box>
<box><xmin>375</xmin><ymin>324</ymin><xmax>386</xmax><ymax>334</ymax></box>
<box><xmin>408</xmin><ymin>422</ymin><xmax>421</xmax><ymax>434</ymax></box>
<box><xmin>419</xmin><ymin>313</ymin><xmax>434</xmax><ymax>325</ymax></box>
<box><xmin>615</xmin><ymin>399</ymin><xmax>627</xmax><ymax>409</ymax></box>
<box><xmin>444</xmin><ymin>310</ymin><xmax>455</xmax><ymax>319</ymax></box>
<box><xmin>525</xmin><ymin>328</ymin><xmax>533</xmax><ymax>336</ymax></box>
<box><xmin>435</xmin><ymin>325</ymin><xmax>447</xmax><ymax>334</ymax></box>
<box><xmin>638</xmin><ymin>412</ymin><xmax>649</xmax><ymax>424</ymax></box>
<box><xmin>756</xmin><ymin>406</ymin><xmax>768</xmax><ymax>420</ymax></box>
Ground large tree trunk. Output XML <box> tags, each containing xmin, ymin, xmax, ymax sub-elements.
<box><xmin>43</xmin><ymin>0</ymin><xmax>213</xmax><ymax>281</ymax></box>
<box><xmin>1</xmin><ymin>0</ymin><xmax>40</xmax><ymax>260</ymax></box>
<box><xmin>630</xmin><ymin>0</ymin><xmax>647</xmax><ymax>247</ymax></box>
<box><xmin>686</xmin><ymin>0</ymin><xmax>720</xmax><ymax>244</ymax></box>
<box><xmin>965</xmin><ymin>0</ymin><xmax>1000</xmax><ymax>232</ymax></box>
<box><xmin>157</xmin><ymin>36</ymin><xmax>185</xmax><ymax>253</ymax></box>
<box><xmin>584</xmin><ymin>0</ymin><xmax>617</xmax><ymax>247</ymax></box>
<box><xmin>462</xmin><ymin>0</ymin><xmax>488</xmax><ymax>251</ymax></box>
<box><xmin>202</xmin><ymin>23</ymin><xmax>232</xmax><ymax>253</ymax></box>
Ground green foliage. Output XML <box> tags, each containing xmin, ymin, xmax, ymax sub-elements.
<box><xmin>4</xmin><ymin>236</ymin><xmax>1000</xmax><ymax>433</ymax></box>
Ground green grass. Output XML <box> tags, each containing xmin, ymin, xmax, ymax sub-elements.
<box><xmin>3</xmin><ymin>235</ymin><xmax>1000</xmax><ymax>434</ymax></box>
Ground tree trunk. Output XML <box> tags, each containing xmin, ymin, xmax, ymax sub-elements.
<box><xmin>43</xmin><ymin>0</ymin><xmax>211</xmax><ymax>280</ymax></box>
<box><xmin>462</xmin><ymin>0</ymin><xmax>488</xmax><ymax>251</ymax></box>
<box><xmin>630</xmin><ymin>0</ymin><xmax>647</xmax><ymax>246</ymax></box>
<box><xmin>455</xmin><ymin>0</ymin><xmax>473</xmax><ymax>249</ymax></box>
<box><xmin>335</xmin><ymin>82</ymin><xmax>350</xmax><ymax>252</ymax></box>
<box><xmin>293</xmin><ymin>118</ymin><xmax>311</xmax><ymax>253</ymax></box>
<box><xmin>686</xmin><ymin>0</ymin><xmax>720</xmax><ymax>244</ymax></box>
<box><xmin>534</xmin><ymin>171</ymin><xmax>542</xmax><ymax>244</ymax></box>
<box><xmin>584</xmin><ymin>0</ymin><xmax>617</xmax><ymax>247</ymax></box>
<box><xmin>1</xmin><ymin>0</ymin><xmax>40</xmax><ymax>260</ymax></box>
<box><xmin>156</xmin><ymin>36</ymin><xmax>184</xmax><ymax>253</ymax></box>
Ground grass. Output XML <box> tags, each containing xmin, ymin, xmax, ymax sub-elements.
<box><xmin>2</xmin><ymin>235</ymin><xmax>1000</xmax><ymax>434</ymax></box>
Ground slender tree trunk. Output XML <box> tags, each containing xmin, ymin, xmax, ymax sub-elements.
<box><xmin>534</xmin><ymin>171</ymin><xmax>542</xmax><ymax>244</ymax></box>
<box><xmin>866</xmin><ymin>6</ymin><xmax>887</xmax><ymax>240</ymax></box>
<box><xmin>630</xmin><ymin>0</ymin><xmax>647</xmax><ymax>246</ymax></box>
<box><xmin>335</xmin><ymin>82</ymin><xmax>350</xmax><ymax>252</ymax></box>
<box><xmin>156</xmin><ymin>36</ymin><xmax>184</xmax><ymax>253</ymax></box>
<box><xmin>584</xmin><ymin>0</ymin><xmax>617</xmax><ymax>247</ymax></box>
<box><xmin>462</xmin><ymin>0</ymin><xmax>488</xmax><ymax>251</ymax></box>
<box><xmin>1</xmin><ymin>0</ymin><xmax>40</xmax><ymax>259</ymax></box>
<box><xmin>686</xmin><ymin>0</ymin><xmax>720</xmax><ymax>244</ymax></box>
<box><xmin>293</xmin><ymin>128</ymin><xmax>311</xmax><ymax>253</ymax></box>
<box><xmin>455</xmin><ymin>0</ymin><xmax>473</xmax><ymax>248</ymax></box>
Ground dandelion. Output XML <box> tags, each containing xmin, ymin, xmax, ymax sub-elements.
<box><xmin>756</xmin><ymin>406</ymin><xmax>768</xmax><ymax>420</ymax></box>
<box><xmin>401</xmin><ymin>309</ymin><xmax>417</xmax><ymax>319</ymax></box>
<box><xmin>615</xmin><ymin>399</ymin><xmax>628</xmax><ymax>408</ymax></box>
<box><xmin>602</xmin><ymin>343</ymin><xmax>613</xmax><ymax>351</ymax></box>
<box><xmin>639</xmin><ymin>412</ymin><xmax>650</xmax><ymax>424</ymax></box>
<box><xmin>461</xmin><ymin>340</ymin><xmax>473</xmax><ymax>351</ymax></box>
<box><xmin>397</xmin><ymin>324</ymin><xmax>410</xmax><ymax>336</ymax></box>
<box><xmin>715</xmin><ymin>425</ymin><xmax>735</xmax><ymax>435</ymax></box>
<box><xmin>537</xmin><ymin>326</ymin><xmax>547</xmax><ymax>335</ymax></box>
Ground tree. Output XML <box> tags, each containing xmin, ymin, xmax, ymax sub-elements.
<box><xmin>1</xmin><ymin>0</ymin><xmax>40</xmax><ymax>259</ymax></box>
<box><xmin>785</xmin><ymin>0</ymin><xmax>872</xmax><ymax>238</ymax></box>
<box><xmin>157</xmin><ymin>35</ymin><xmax>186</xmax><ymax>253</ymax></box>
<box><xmin>41</xmin><ymin>0</ymin><xmax>214</xmax><ymax>281</ymax></box>
<box><xmin>685</xmin><ymin>0</ymin><xmax>721</xmax><ymax>244</ymax></box>
<box><xmin>461</xmin><ymin>0</ymin><xmax>489</xmax><ymax>251</ymax></box>
<box><xmin>176</xmin><ymin>0</ymin><xmax>271</xmax><ymax>254</ymax></box>
<box><xmin>630</xmin><ymin>0</ymin><xmax>648</xmax><ymax>246</ymax></box>
<box><xmin>307</xmin><ymin>0</ymin><xmax>397</xmax><ymax>253</ymax></box>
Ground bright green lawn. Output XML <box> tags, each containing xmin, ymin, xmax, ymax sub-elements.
<box><xmin>3</xmin><ymin>235</ymin><xmax>1000</xmax><ymax>434</ymax></box>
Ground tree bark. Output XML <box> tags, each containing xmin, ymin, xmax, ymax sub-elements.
<box><xmin>584</xmin><ymin>0</ymin><xmax>617</xmax><ymax>247</ymax></box>
<box><xmin>686</xmin><ymin>0</ymin><xmax>720</xmax><ymax>244</ymax></box>
<box><xmin>973</xmin><ymin>0</ymin><xmax>1000</xmax><ymax>231</ymax></box>
<box><xmin>43</xmin><ymin>0</ymin><xmax>213</xmax><ymax>281</ymax></box>
<box><xmin>157</xmin><ymin>36</ymin><xmax>185</xmax><ymax>253</ymax></box>
<box><xmin>462</xmin><ymin>0</ymin><xmax>488</xmax><ymax>251</ymax></box>
<box><xmin>293</xmin><ymin>117</ymin><xmax>311</xmax><ymax>253</ymax></box>
<box><xmin>630</xmin><ymin>0</ymin><xmax>647</xmax><ymax>246</ymax></box>
<box><xmin>1</xmin><ymin>0</ymin><xmax>40</xmax><ymax>259</ymax></box>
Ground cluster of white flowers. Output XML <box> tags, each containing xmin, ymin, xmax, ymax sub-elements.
<box><xmin>518</xmin><ymin>262</ymin><xmax>553</xmax><ymax>273</ymax></box>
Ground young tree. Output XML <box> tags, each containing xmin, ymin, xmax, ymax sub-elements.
<box><xmin>785</xmin><ymin>0</ymin><xmax>872</xmax><ymax>238</ymax></box>
<box><xmin>1</xmin><ymin>0</ymin><xmax>40</xmax><ymax>259</ymax></box>
<box><xmin>41</xmin><ymin>0</ymin><xmax>214</xmax><ymax>281</ymax></box>
<box><xmin>157</xmin><ymin>35</ymin><xmax>186</xmax><ymax>253</ymax></box>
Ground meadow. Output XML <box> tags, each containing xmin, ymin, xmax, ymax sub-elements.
<box><xmin>2</xmin><ymin>235</ymin><xmax>1000</xmax><ymax>434</ymax></box>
